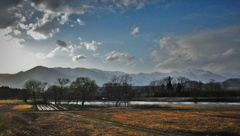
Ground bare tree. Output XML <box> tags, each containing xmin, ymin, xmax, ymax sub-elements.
<box><xmin>177</xmin><ymin>76</ymin><xmax>190</xmax><ymax>94</ymax></box>
<box><xmin>103</xmin><ymin>75</ymin><xmax>132</xmax><ymax>106</ymax></box>
<box><xmin>56</xmin><ymin>78</ymin><xmax>70</xmax><ymax>104</ymax></box>
<box><xmin>18</xmin><ymin>89</ymin><xmax>31</xmax><ymax>103</ymax></box>
<box><xmin>70</xmin><ymin>77</ymin><xmax>98</xmax><ymax>106</ymax></box>
<box><xmin>204</xmin><ymin>79</ymin><xmax>222</xmax><ymax>100</ymax></box>
<box><xmin>188</xmin><ymin>81</ymin><xmax>203</xmax><ymax>103</ymax></box>
<box><xmin>38</xmin><ymin>82</ymin><xmax>48</xmax><ymax>103</ymax></box>
<box><xmin>23</xmin><ymin>79</ymin><xmax>42</xmax><ymax>104</ymax></box>
<box><xmin>47</xmin><ymin>85</ymin><xmax>59</xmax><ymax>104</ymax></box>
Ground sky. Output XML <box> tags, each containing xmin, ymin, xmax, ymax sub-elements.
<box><xmin>0</xmin><ymin>0</ymin><xmax>240</xmax><ymax>74</ymax></box>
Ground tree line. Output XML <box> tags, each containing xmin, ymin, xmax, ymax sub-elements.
<box><xmin>1</xmin><ymin>75</ymin><xmax>239</xmax><ymax>105</ymax></box>
<box><xmin>135</xmin><ymin>77</ymin><xmax>238</xmax><ymax>102</ymax></box>
<box><xmin>19</xmin><ymin>75</ymin><xmax>133</xmax><ymax>106</ymax></box>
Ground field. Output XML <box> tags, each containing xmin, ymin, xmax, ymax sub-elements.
<box><xmin>1</xmin><ymin>113</ymin><xmax>154</xmax><ymax>136</ymax></box>
<box><xmin>1</xmin><ymin>100</ymin><xmax>240</xmax><ymax>136</ymax></box>
<box><xmin>75</xmin><ymin>104</ymin><xmax>240</xmax><ymax>136</ymax></box>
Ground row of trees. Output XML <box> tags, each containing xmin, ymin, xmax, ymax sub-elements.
<box><xmin>23</xmin><ymin>77</ymin><xmax>98</xmax><ymax>106</ymax></box>
<box><xmin>2</xmin><ymin>75</ymin><xmax>239</xmax><ymax>105</ymax></box>
<box><xmin>102</xmin><ymin>75</ymin><xmax>133</xmax><ymax>106</ymax></box>
<box><xmin>141</xmin><ymin>77</ymin><xmax>234</xmax><ymax>102</ymax></box>
<box><xmin>0</xmin><ymin>86</ymin><xmax>21</xmax><ymax>99</ymax></box>
<box><xmin>21</xmin><ymin>75</ymin><xmax>134</xmax><ymax>106</ymax></box>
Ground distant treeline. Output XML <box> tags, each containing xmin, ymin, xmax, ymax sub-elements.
<box><xmin>0</xmin><ymin>86</ymin><xmax>21</xmax><ymax>99</ymax></box>
<box><xmin>1</xmin><ymin>76</ymin><xmax>240</xmax><ymax>104</ymax></box>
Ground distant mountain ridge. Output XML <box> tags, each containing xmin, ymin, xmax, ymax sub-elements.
<box><xmin>0</xmin><ymin>66</ymin><xmax>239</xmax><ymax>88</ymax></box>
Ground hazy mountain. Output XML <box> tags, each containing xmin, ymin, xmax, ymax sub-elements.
<box><xmin>0</xmin><ymin>66</ymin><xmax>68</xmax><ymax>88</ymax></box>
<box><xmin>0</xmin><ymin>66</ymin><xmax>239</xmax><ymax>88</ymax></box>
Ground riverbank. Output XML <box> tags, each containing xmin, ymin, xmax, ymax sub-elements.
<box><xmin>132</xmin><ymin>97</ymin><xmax>240</xmax><ymax>102</ymax></box>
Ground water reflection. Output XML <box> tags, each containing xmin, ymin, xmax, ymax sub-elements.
<box><xmin>51</xmin><ymin>101</ymin><xmax>240</xmax><ymax>105</ymax></box>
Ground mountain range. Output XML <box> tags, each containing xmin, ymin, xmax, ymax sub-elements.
<box><xmin>0</xmin><ymin>66</ymin><xmax>240</xmax><ymax>88</ymax></box>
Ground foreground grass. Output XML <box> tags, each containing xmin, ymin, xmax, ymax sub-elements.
<box><xmin>76</xmin><ymin>104</ymin><xmax>240</xmax><ymax>136</ymax></box>
<box><xmin>1</xmin><ymin>112</ymin><xmax>155</xmax><ymax>136</ymax></box>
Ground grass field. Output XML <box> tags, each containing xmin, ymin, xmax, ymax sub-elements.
<box><xmin>2</xmin><ymin>113</ymin><xmax>155</xmax><ymax>136</ymax></box>
<box><xmin>76</xmin><ymin>104</ymin><xmax>240</xmax><ymax>136</ymax></box>
<box><xmin>1</xmin><ymin>100</ymin><xmax>240</xmax><ymax>136</ymax></box>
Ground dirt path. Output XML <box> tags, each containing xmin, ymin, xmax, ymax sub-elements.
<box><xmin>0</xmin><ymin>104</ymin><xmax>17</xmax><ymax>122</ymax></box>
<box><xmin>0</xmin><ymin>104</ymin><xmax>17</xmax><ymax>112</ymax></box>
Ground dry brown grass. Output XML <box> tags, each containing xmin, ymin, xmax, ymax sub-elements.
<box><xmin>76</xmin><ymin>105</ymin><xmax>240</xmax><ymax>136</ymax></box>
<box><xmin>2</xmin><ymin>112</ymin><xmax>155</xmax><ymax>136</ymax></box>
<box><xmin>10</xmin><ymin>105</ymin><xmax>33</xmax><ymax>111</ymax></box>
<box><xmin>0</xmin><ymin>100</ymin><xmax>22</xmax><ymax>104</ymax></box>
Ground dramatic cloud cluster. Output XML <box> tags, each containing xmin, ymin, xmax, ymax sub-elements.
<box><xmin>25</xmin><ymin>0</ymin><xmax>91</xmax><ymax>40</ymax></box>
<box><xmin>0</xmin><ymin>0</ymin><xmax>24</xmax><ymax>29</ymax></box>
<box><xmin>0</xmin><ymin>0</ymin><xmax>164</xmax><ymax>41</ymax></box>
<box><xmin>72</xmin><ymin>55</ymin><xmax>87</xmax><ymax>61</ymax></box>
<box><xmin>1</xmin><ymin>0</ymin><xmax>239</xmax><ymax>74</ymax></box>
<box><xmin>27</xmin><ymin>22</ymin><xmax>60</xmax><ymax>40</ymax></box>
<box><xmin>154</xmin><ymin>26</ymin><xmax>240</xmax><ymax>73</ymax></box>
<box><xmin>36</xmin><ymin>39</ymin><xmax>82</xmax><ymax>60</ymax></box>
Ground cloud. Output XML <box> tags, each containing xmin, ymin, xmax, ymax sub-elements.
<box><xmin>131</xmin><ymin>27</ymin><xmax>140</xmax><ymax>36</ymax></box>
<box><xmin>72</xmin><ymin>55</ymin><xmax>87</xmax><ymax>61</ymax></box>
<box><xmin>60</xmin><ymin>13</ymin><xmax>69</xmax><ymax>25</ymax></box>
<box><xmin>101</xmin><ymin>0</ymin><xmax>163</xmax><ymax>11</ymax></box>
<box><xmin>55</xmin><ymin>40</ymin><xmax>68</xmax><ymax>47</ymax></box>
<box><xmin>105</xmin><ymin>51</ymin><xmax>134</xmax><ymax>62</ymax></box>
<box><xmin>77</xmin><ymin>18</ymin><xmax>85</xmax><ymax>25</ymax></box>
<box><xmin>154</xmin><ymin>26</ymin><xmax>240</xmax><ymax>73</ymax></box>
<box><xmin>13</xmin><ymin>30</ymin><xmax>21</xmax><ymax>35</ymax></box>
<box><xmin>35</xmin><ymin>42</ymin><xmax>82</xmax><ymax>60</ymax></box>
<box><xmin>104</xmin><ymin>51</ymin><xmax>136</xmax><ymax>67</ymax></box>
<box><xmin>67</xmin><ymin>45</ymin><xmax>82</xmax><ymax>56</ymax></box>
<box><xmin>27</xmin><ymin>21</ymin><xmax>60</xmax><ymax>40</ymax></box>
<box><xmin>26</xmin><ymin>0</ymin><xmax>92</xmax><ymax>39</ymax></box>
<box><xmin>31</xmin><ymin>0</ymin><xmax>90</xmax><ymax>15</ymax></box>
<box><xmin>139</xmin><ymin>58</ymin><xmax>145</xmax><ymax>64</ymax></box>
<box><xmin>35</xmin><ymin>47</ymin><xmax>61</xmax><ymax>59</ymax></box>
<box><xmin>222</xmin><ymin>48</ymin><xmax>235</xmax><ymax>57</ymax></box>
<box><xmin>150</xmin><ymin>50</ymin><xmax>163</xmax><ymax>62</ymax></box>
<box><xmin>81</xmin><ymin>41</ymin><xmax>102</xmax><ymax>51</ymax></box>
<box><xmin>0</xmin><ymin>27</ymin><xmax>25</xmax><ymax>46</ymax></box>
<box><xmin>0</xmin><ymin>0</ymin><xmax>24</xmax><ymax>29</ymax></box>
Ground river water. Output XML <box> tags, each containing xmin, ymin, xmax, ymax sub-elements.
<box><xmin>52</xmin><ymin>101</ymin><xmax>240</xmax><ymax>105</ymax></box>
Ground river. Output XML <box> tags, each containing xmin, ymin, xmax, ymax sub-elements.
<box><xmin>51</xmin><ymin>101</ymin><xmax>240</xmax><ymax>105</ymax></box>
